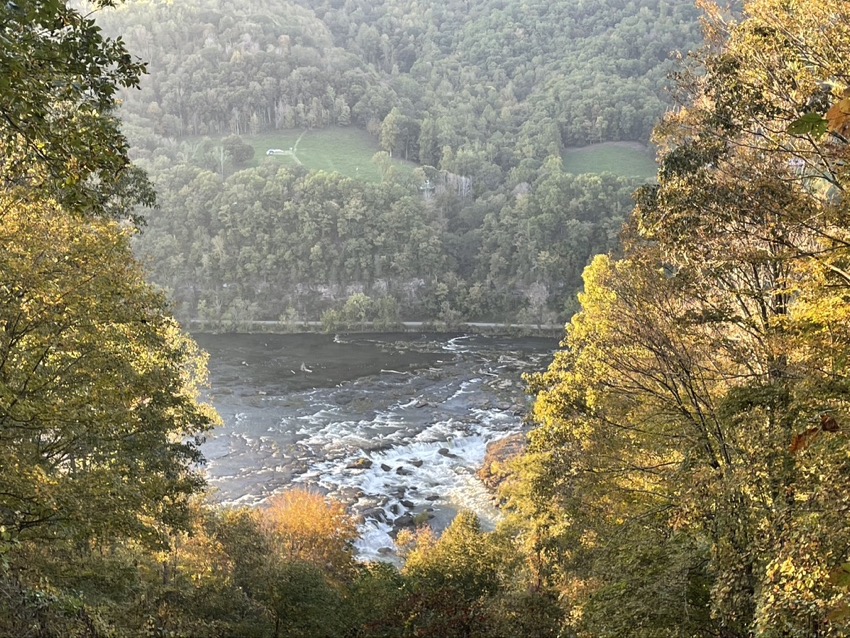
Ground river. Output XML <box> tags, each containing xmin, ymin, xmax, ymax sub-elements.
<box><xmin>194</xmin><ymin>332</ymin><xmax>558</xmax><ymax>561</ymax></box>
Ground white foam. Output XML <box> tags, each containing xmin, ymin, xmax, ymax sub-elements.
<box><xmin>446</xmin><ymin>379</ymin><xmax>480</xmax><ymax>401</ymax></box>
<box><xmin>291</xmin><ymin>410</ymin><xmax>513</xmax><ymax>559</ymax></box>
<box><xmin>356</xmin><ymin>519</ymin><xmax>397</xmax><ymax>563</ymax></box>
<box><xmin>443</xmin><ymin>335</ymin><xmax>472</xmax><ymax>352</ymax></box>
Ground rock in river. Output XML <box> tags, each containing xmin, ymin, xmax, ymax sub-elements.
<box><xmin>347</xmin><ymin>458</ymin><xmax>373</xmax><ymax>470</ymax></box>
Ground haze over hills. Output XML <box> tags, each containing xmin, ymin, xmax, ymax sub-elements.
<box><xmin>96</xmin><ymin>0</ymin><xmax>701</xmax><ymax>326</ymax></box>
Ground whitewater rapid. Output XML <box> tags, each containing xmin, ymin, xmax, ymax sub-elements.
<box><xmin>196</xmin><ymin>332</ymin><xmax>555</xmax><ymax>561</ymax></box>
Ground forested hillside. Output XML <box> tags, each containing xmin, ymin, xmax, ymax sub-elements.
<box><xmin>104</xmin><ymin>0</ymin><xmax>696</xmax><ymax>153</ymax></box>
<box><xmin>94</xmin><ymin>0</ymin><xmax>701</xmax><ymax>325</ymax></box>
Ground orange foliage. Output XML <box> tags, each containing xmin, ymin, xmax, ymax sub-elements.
<box><xmin>825</xmin><ymin>97</ymin><xmax>850</xmax><ymax>137</ymax></box>
<box><xmin>257</xmin><ymin>489</ymin><xmax>358</xmax><ymax>578</ymax></box>
<box><xmin>789</xmin><ymin>414</ymin><xmax>840</xmax><ymax>454</ymax></box>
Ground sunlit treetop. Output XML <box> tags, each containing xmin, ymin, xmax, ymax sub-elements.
<box><xmin>0</xmin><ymin>192</ymin><xmax>219</xmax><ymax>546</ymax></box>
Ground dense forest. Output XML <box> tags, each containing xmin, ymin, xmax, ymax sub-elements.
<box><xmin>104</xmin><ymin>0</ymin><xmax>697</xmax><ymax>153</ymax></box>
<box><xmin>5</xmin><ymin>0</ymin><xmax>850</xmax><ymax>637</ymax></box>
<box><xmin>93</xmin><ymin>0</ymin><xmax>701</xmax><ymax>324</ymax></box>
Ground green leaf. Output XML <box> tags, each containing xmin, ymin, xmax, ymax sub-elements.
<box><xmin>830</xmin><ymin>563</ymin><xmax>850</xmax><ymax>588</ymax></box>
<box><xmin>787</xmin><ymin>112</ymin><xmax>828</xmax><ymax>137</ymax></box>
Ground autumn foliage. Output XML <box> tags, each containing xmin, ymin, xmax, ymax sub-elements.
<box><xmin>510</xmin><ymin>1</ymin><xmax>850</xmax><ymax>636</ymax></box>
<box><xmin>6</xmin><ymin>0</ymin><xmax>850</xmax><ymax>636</ymax></box>
<box><xmin>258</xmin><ymin>489</ymin><xmax>358</xmax><ymax>578</ymax></box>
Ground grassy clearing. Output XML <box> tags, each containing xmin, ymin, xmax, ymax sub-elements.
<box><xmin>562</xmin><ymin>142</ymin><xmax>657</xmax><ymax>179</ymax></box>
<box><xmin>243</xmin><ymin>127</ymin><xmax>415</xmax><ymax>182</ymax></box>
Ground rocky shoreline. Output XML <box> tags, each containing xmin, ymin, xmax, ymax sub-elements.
<box><xmin>477</xmin><ymin>432</ymin><xmax>528</xmax><ymax>494</ymax></box>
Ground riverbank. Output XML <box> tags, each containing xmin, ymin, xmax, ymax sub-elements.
<box><xmin>187</xmin><ymin>319</ymin><xmax>565</xmax><ymax>338</ymax></box>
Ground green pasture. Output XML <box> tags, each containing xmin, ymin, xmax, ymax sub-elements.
<box><xmin>562</xmin><ymin>142</ymin><xmax>657</xmax><ymax>179</ymax></box>
<box><xmin>243</xmin><ymin>127</ymin><xmax>415</xmax><ymax>182</ymax></box>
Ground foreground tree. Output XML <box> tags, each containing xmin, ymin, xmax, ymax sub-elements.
<box><xmin>258</xmin><ymin>488</ymin><xmax>359</xmax><ymax>581</ymax></box>
<box><xmin>0</xmin><ymin>5</ymin><xmax>217</xmax><ymax>635</ymax></box>
<box><xmin>517</xmin><ymin>1</ymin><xmax>850</xmax><ymax>636</ymax></box>
<box><xmin>398</xmin><ymin>512</ymin><xmax>562</xmax><ymax>638</ymax></box>
<box><xmin>0</xmin><ymin>0</ymin><xmax>153</xmax><ymax>217</ymax></box>
<box><xmin>0</xmin><ymin>194</ymin><xmax>217</xmax><ymax>546</ymax></box>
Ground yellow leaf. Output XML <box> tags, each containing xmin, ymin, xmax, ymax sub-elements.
<box><xmin>825</xmin><ymin>98</ymin><xmax>850</xmax><ymax>136</ymax></box>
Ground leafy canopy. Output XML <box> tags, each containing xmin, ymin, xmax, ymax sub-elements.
<box><xmin>514</xmin><ymin>0</ymin><xmax>850</xmax><ymax>635</ymax></box>
<box><xmin>0</xmin><ymin>194</ymin><xmax>218</xmax><ymax>546</ymax></box>
<box><xmin>0</xmin><ymin>0</ymin><xmax>153</xmax><ymax>218</ymax></box>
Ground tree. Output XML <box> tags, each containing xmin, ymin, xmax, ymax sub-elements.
<box><xmin>380</xmin><ymin>107</ymin><xmax>403</xmax><ymax>155</ymax></box>
<box><xmin>0</xmin><ymin>0</ymin><xmax>154</xmax><ymax>218</ymax></box>
<box><xmin>258</xmin><ymin>489</ymin><xmax>358</xmax><ymax>580</ymax></box>
<box><xmin>260</xmin><ymin>560</ymin><xmax>347</xmax><ymax>638</ymax></box>
<box><xmin>347</xmin><ymin>562</ymin><xmax>408</xmax><ymax>638</ymax></box>
<box><xmin>205</xmin><ymin>496</ymin><xmax>357</xmax><ymax>638</ymax></box>
<box><xmin>222</xmin><ymin>134</ymin><xmax>255</xmax><ymax>166</ymax></box>
<box><xmin>401</xmin><ymin>512</ymin><xmax>503</xmax><ymax>638</ymax></box>
<box><xmin>0</xmin><ymin>195</ymin><xmax>218</xmax><ymax>547</ymax></box>
<box><xmin>518</xmin><ymin>1</ymin><xmax>850</xmax><ymax>635</ymax></box>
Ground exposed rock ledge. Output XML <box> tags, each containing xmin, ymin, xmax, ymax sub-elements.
<box><xmin>477</xmin><ymin>432</ymin><xmax>528</xmax><ymax>493</ymax></box>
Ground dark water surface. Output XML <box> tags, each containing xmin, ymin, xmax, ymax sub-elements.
<box><xmin>194</xmin><ymin>332</ymin><xmax>557</xmax><ymax>560</ymax></box>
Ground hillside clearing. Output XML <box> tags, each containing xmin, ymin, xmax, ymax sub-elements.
<box><xmin>562</xmin><ymin>142</ymin><xmax>657</xmax><ymax>179</ymax></box>
<box><xmin>243</xmin><ymin>127</ymin><xmax>416</xmax><ymax>181</ymax></box>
